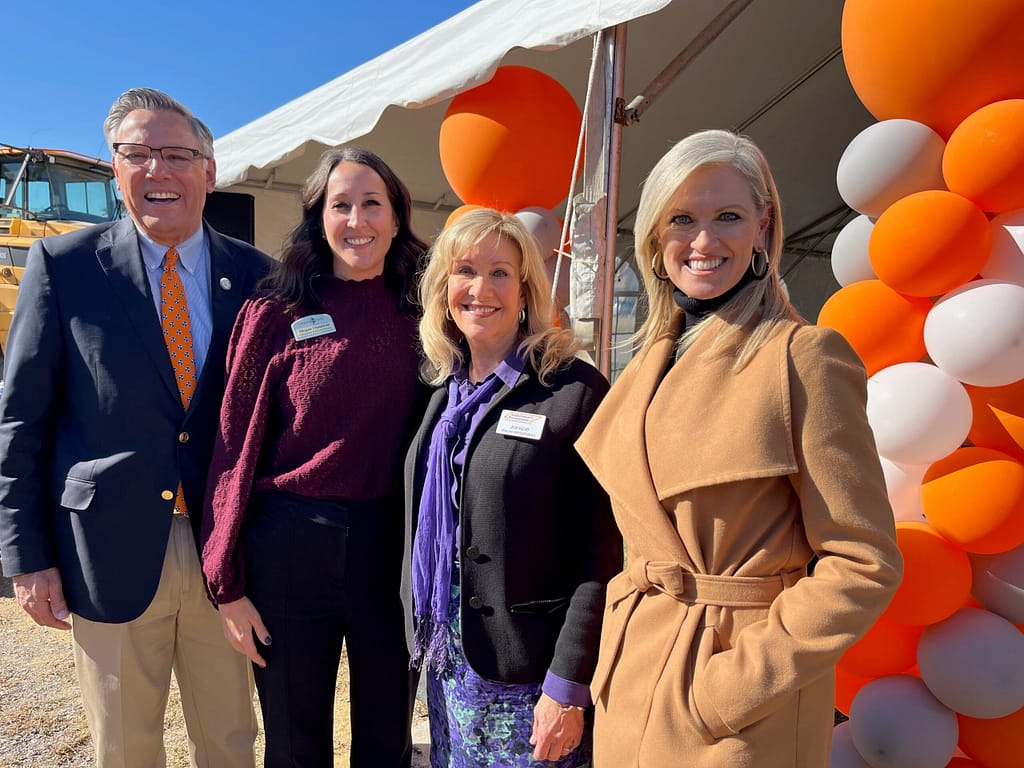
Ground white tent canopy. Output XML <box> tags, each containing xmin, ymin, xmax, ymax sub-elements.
<box><xmin>216</xmin><ymin>0</ymin><xmax>671</xmax><ymax>190</ymax></box>
<box><xmin>215</xmin><ymin>0</ymin><xmax>871</xmax><ymax>359</ymax></box>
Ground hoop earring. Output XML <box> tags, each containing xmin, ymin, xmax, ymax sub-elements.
<box><xmin>518</xmin><ymin>307</ymin><xmax>527</xmax><ymax>325</ymax></box>
<box><xmin>751</xmin><ymin>249</ymin><xmax>769</xmax><ymax>280</ymax></box>
<box><xmin>651</xmin><ymin>254</ymin><xmax>669</xmax><ymax>283</ymax></box>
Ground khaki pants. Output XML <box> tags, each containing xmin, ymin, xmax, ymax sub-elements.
<box><xmin>72</xmin><ymin>516</ymin><xmax>257</xmax><ymax>768</ymax></box>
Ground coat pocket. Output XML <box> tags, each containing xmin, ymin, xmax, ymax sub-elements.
<box><xmin>60</xmin><ymin>476</ymin><xmax>96</xmax><ymax>511</ymax></box>
<box><xmin>690</xmin><ymin>625</ymin><xmax>728</xmax><ymax>743</ymax></box>
<box><xmin>509</xmin><ymin>597</ymin><xmax>570</xmax><ymax>615</ymax></box>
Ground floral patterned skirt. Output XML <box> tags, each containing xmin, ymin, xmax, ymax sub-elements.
<box><xmin>426</xmin><ymin>574</ymin><xmax>592</xmax><ymax>768</ymax></box>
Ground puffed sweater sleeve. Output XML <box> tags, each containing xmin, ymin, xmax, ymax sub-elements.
<box><xmin>692</xmin><ymin>325</ymin><xmax>904</xmax><ymax>739</ymax></box>
<box><xmin>200</xmin><ymin>297</ymin><xmax>282</xmax><ymax>604</ymax></box>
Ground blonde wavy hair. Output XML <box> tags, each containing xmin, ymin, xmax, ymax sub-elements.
<box><xmin>634</xmin><ymin>129</ymin><xmax>803</xmax><ymax>370</ymax></box>
<box><xmin>419</xmin><ymin>208</ymin><xmax>579</xmax><ymax>386</ymax></box>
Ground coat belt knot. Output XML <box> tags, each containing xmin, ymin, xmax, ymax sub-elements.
<box><xmin>621</xmin><ymin>558</ymin><xmax>805</xmax><ymax>607</ymax></box>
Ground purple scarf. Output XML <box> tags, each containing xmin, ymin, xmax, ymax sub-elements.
<box><xmin>411</xmin><ymin>372</ymin><xmax>504</xmax><ymax>672</ymax></box>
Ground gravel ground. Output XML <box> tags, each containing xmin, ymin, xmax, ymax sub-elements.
<box><xmin>0</xmin><ymin>575</ymin><xmax>429</xmax><ymax>767</ymax></box>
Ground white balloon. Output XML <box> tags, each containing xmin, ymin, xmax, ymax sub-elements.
<box><xmin>879</xmin><ymin>457</ymin><xmax>928</xmax><ymax>522</ymax></box>
<box><xmin>918</xmin><ymin>607</ymin><xmax>1024</xmax><ymax>719</ymax></box>
<box><xmin>832</xmin><ymin>215</ymin><xmax>877</xmax><ymax>286</ymax></box>
<box><xmin>830</xmin><ymin>721</ymin><xmax>873</xmax><ymax>768</ymax></box>
<box><xmin>515</xmin><ymin>205</ymin><xmax>570</xmax><ymax>311</ymax></box>
<box><xmin>837</xmin><ymin>119</ymin><xmax>946</xmax><ymax>218</ymax></box>
<box><xmin>971</xmin><ymin>542</ymin><xmax>1024</xmax><ymax>624</ymax></box>
<box><xmin>924</xmin><ymin>280</ymin><xmax>1024</xmax><ymax>387</ymax></box>
<box><xmin>514</xmin><ymin>206</ymin><xmax>561</xmax><ymax>258</ymax></box>
<box><xmin>849</xmin><ymin>675</ymin><xmax>958</xmax><ymax>768</ymax></box>
<box><xmin>867</xmin><ymin>363</ymin><xmax>972</xmax><ymax>465</ymax></box>
<box><xmin>985</xmin><ymin>209</ymin><xmax>1024</xmax><ymax>285</ymax></box>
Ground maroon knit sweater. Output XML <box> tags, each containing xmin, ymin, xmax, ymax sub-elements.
<box><xmin>201</xmin><ymin>275</ymin><xmax>421</xmax><ymax>604</ymax></box>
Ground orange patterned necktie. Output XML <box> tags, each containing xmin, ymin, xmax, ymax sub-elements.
<box><xmin>160</xmin><ymin>247</ymin><xmax>196</xmax><ymax>516</ymax></box>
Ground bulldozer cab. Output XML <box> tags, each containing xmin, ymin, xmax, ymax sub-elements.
<box><xmin>0</xmin><ymin>145</ymin><xmax>121</xmax><ymax>360</ymax></box>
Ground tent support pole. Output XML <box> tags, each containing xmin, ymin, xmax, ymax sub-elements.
<box><xmin>599</xmin><ymin>23</ymin><xmax>627</xmax><ymax>379</ymax></box>
<box><xmin>620</xmin><ymin>0</ymin><xmax>755</xmax><ymax>125</ymax></box>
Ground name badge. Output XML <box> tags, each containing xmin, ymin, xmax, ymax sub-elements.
<box><xmin>291</xmin><ymin>314</ymin><xmax>336</xmax><ymax>341</ymax></box>
<box><xmin>496</xmin><ymin>409</ymin><xmax>546</xmax><ymax>441</ymax></box>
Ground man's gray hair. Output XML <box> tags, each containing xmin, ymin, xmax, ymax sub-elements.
<box><xmin>103</xmin><ymin>87</ymin><xmax>215</xmax><ymax>158</ymax></box>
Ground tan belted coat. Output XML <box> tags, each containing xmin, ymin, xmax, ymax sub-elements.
<box><xmin>575</xmin><ymin>313</ymin><xmax>903</xmax><ymax>767</ymax></box>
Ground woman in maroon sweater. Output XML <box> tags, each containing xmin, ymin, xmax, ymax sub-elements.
<box><xmin>201</xmin><ymin>147</ymin><xmax>428</xmax><ymax>768</ymax></box>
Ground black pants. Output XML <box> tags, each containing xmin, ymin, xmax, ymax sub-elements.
<box><xmin>243</xmin><ymin>491</ymin><xmax>416</xmax><ymax>768</ymax></box>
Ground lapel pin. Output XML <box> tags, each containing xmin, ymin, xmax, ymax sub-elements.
<box><xmin>219</xmin><ymin>277</ymin><xmax>232</xmax><ymax>291</ymax></box>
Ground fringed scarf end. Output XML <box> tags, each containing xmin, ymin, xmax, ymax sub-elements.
<box><xmin>411</xmin><ymin>616</ymin><xmax>454</xmax><ymax>676</ymax></box>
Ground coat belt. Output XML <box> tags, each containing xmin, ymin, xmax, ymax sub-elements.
<box><xmin>608</xmin><ymin>558</ymin><xmax>805</xmax><ymax>608</ymax></box>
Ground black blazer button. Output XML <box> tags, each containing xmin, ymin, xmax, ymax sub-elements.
<box><xmin>468</xmin><ymin>596</ymin><xmax>483</xmax><ymax>610</ymax></box>
<box><xmin>465</xmin><ymin>545</ymin><xmax>480</xmax><ymax>560</ymax></box>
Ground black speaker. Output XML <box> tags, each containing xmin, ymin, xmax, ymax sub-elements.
<box><xmin>204</xmin><ymin>190</ymin><xmax>255</xmax><ymax>245</ymax></box>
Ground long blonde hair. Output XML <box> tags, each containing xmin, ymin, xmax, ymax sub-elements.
<box><xmin>634</xmin><ymin>129</ymin><xmax>802</xmax><ymax>369</ymax></box>
<box><xmin>419</xmin><ymin>208</ymin><xmax>579</xmax><ymax>386</ymax></box>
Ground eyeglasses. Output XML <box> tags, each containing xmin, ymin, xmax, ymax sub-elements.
<box><xmin>112</xmin><ymin>143</ymin><xmax>205</xmax><ymax>171</ymax></box>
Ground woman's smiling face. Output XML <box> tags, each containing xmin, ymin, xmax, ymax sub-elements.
<box><xmin>447</xmin><ymin>232</ymin><xmax>525</xmax><ymax>364</ymax></box>
<box><xmin>322</xmin><ymin>161</ymin><xmax>398</xmax><ymax>281</ymax></box>
<box><xmin>658</xmin><ymin>163</ymin><xmax>769</xmax><ymax>299</ymax></box>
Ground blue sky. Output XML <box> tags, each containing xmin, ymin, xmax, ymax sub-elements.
<box><xmin>5</xmin><ymin>1</ymin><xmax>479</xmax><ymax>159</ymax></box>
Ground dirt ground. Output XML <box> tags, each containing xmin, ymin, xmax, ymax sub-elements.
<box><xmin>0</xmin><ymin>577</ymin><xmax>430</xmax><ymax>767</ymax></box>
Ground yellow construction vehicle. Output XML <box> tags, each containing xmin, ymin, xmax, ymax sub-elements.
<box><xmin>0</xmin><ymin>144</ymin><xmax>122</xmax><ymax>361</ymax></box>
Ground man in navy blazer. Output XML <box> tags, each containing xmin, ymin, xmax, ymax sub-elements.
<box><xmin>0</xmin><ymin>88</ymin><xmax>271</xmax><ymax>766</ymax></box>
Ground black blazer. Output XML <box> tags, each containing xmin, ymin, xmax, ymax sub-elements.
<box><xmin>0</xmin><ymin>217</ymin><xmax>271</xmax><ymax>622</ymax></box>
<box><xmin>400</xmin><ymin>357</ymin><xmax>622</xmax><ymax>686</ymax></box>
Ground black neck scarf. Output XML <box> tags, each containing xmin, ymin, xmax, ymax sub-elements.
<box><xmin>672</xmin><ymin>261</ymin><xmax>761</xmax><ymax>329</ymax></box>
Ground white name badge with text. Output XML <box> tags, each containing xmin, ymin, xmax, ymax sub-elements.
<box><xmin>496</xmin><ymin>409</ymin><xmax>546</xmax><ymax>441</ymax></box>
<box><xmin>291</xmin><ymin>314</ymin><xmax>336</xmax><ymax>341</ymax></box>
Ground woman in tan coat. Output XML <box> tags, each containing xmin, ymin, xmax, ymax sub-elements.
<box><xmin>575</xmin><ymin>129</ymin><xmax>903</xmax><ymax>767</ymax></box>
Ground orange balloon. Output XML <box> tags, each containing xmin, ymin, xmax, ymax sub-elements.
<box><xmin>922</xmin><ymin>447</ymin><xmax>1024</xmax><ymax>554</ymax></box>
<box><xmin>966</xmin><ymin>379</ymin><xmax>1024</xmax><ymax>463</ymax></box>
<box><xmin>444</xmin><ymin>204</ymin><xmax>484</xmax><ymax>229</ymax></box>
<box><xmin>958</xmin><ymin>705</ymin><xmax>1024</xmax><ymax>768</ymax></box>
<box><xmin>838</xmin><ymin>617</ymin><xmax>922</xmax><ymax>677</ymax></box>
<box><xmin>842</xmin><ymin>0</ymin><xmax>1024</xmax><ymax>138</ymax></box>
<box><xmin>835</xmin><ymin>666</ymin><xmax>874</xmax><ymax>716</ymax></box>
<box><xmin>946</xmin><ymin>759</ymin><xmax>982</xmax><ymax>767</ymax></box>
<box><xmin>817</xmin><ymin>280</ymin><xmax>931</xmax><ymax>375</ymax></box>
<box><xmin>883</xmin><ymin>521</ymin><xmax>973</xmax><ymax>625</ymax></box>
<box><xmin>944</xmin><ymin>100</ymin><xmax>1024</xmax><ymax>213</ymax></box>
<box><xmin>439</xmin><ymin>66</ymin><xmax>582</xmax><ymax>211</ymax></box>
<box><xmin>869</xmin><ymin>191</ymin><xmax>991</xmax><ymax>297</ymax></box>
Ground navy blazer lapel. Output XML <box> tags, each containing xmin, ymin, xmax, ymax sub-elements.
<box><xmin>206</xmin><ymin>225</ymin><xmax>243</xmax><ymax>340</ymax></box>
<box><xmin>95</xmin><ymin>219</ymin><xmax>180</xmax><ymax>402</ymax></box>
<box><xmin>196</xmin><ymin>224</ymin><xmax>243</xmax><ymax>395</ymax></box>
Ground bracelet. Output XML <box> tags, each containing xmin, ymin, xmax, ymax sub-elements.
<box><xmin>558</xmin><ymin>702</ymin><xmax>585</xmax><ymax>712</ymax></box>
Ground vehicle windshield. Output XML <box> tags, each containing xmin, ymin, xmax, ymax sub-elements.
<box><xmin>0</xmin><ymin>151</ymin><xmax>121</xmax><ymax>224</ymax></box>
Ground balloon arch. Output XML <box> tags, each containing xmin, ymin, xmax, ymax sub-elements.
<box><xmin>429</xmin><ymin>9</ymin><xmax>1024</xmax><ymax>764</ymax></box>
<box><xmin>820</xmin><ymin>1</ymin><xmax>1024</xmax><ymax>766</ymax></box>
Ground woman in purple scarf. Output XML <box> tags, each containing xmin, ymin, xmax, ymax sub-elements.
<box><xmin>400</xmin><ymin>208</ymin><xmax>622</xmax><ymax>767</ymax></box>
